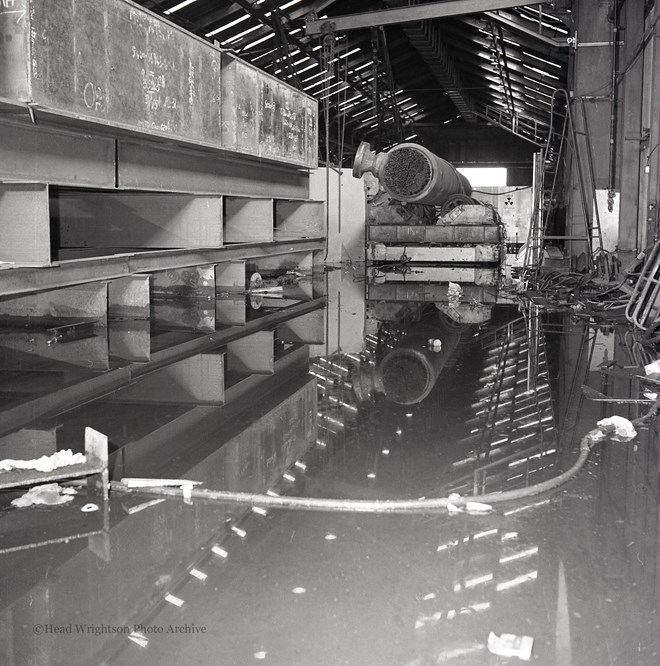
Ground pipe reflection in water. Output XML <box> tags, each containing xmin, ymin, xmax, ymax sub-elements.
<box><xmin>3</xmin><ymin>300</ymin><xmax>660</xmax><ymax>665</ymax></box>
<box><xmin>350</xmin><ymin>304</ymin><xmax>472</xmax><ymax>406</ymax></box>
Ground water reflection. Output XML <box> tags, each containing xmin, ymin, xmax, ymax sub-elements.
<box><xmin>1</xmin><ymin>273</ymin><xmax>660</xmax><ymax>663</ymax></box>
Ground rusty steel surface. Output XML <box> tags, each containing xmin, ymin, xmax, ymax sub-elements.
<box><xmin>0</xmin><ymin>0</ymin><xmax>317</xmax><ymax>168</ymax></box>
<box><xmin>368</xmin><ymin>224</ymin><xmax>501</xmax><ymax>244</ymax></box>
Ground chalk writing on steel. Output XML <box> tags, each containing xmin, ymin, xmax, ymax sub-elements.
<box><xmin>188</xmin><ymin>57</ymin><xmax>196</xmax><ymax>106</ymax></box>
<box><xmin>83</xmin><ymin>82</ymin><xmax>107</xmax><ymax>113</ymax></box>
<box><xmin>0</xmin><ymin>0</ymin><xmax>26</xmax><ymax>23</ymax></box>
<box><xmin>131</xmin><ymin>46</ymin><xmax>173</xmax><ymax>72</ymax></box>
<box><xmin>129</xmin><ymin>7</ymin><xmax>174</xmax><ymax>41</ymax></box>
<box><xmin>29</xmin><ymin>3</ymin><xmax>38</xmax><ymax>79</ymax></box>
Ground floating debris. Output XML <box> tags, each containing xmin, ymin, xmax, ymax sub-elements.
<box><xmin>190</xmin><ymin>569</ymin><xmax>208</xmax><ymax>581</ymax></box>
<box><xmin>447</xmin><ymin>282</ymin><xmax>463</xmax><ymax>308</ymax></box>
<box><xmin>487</xmin><ymin>632</ymin><xmax>534</xmax><ymax>661</ymax></box>
<box><xmin>164</xmin><ymin>594</ymin><xmax>184</xmax><ymax>607</ymax></box>
<box><xmin>11</xmin><ymin>483</ymin><xmax>76</xmax><ymax>508</ymax></box>
<box><xmin>128</xmin><ymin>631</ymin><xmax>149</xmax><ymax>648</ymax></box>
<box><xmin>465</xmin><ymin>501</ymin><xmax>493</xmax><ymax>513</ymax></box>
<box><xmin>231</xmin><ymin>525</ymin><xmax>247</xmax><ymax>539</ymax></box>
<box><xmin>596</xmin><ymin>415</ymin><xmax>637</xmax><ymax>442</ymax></box>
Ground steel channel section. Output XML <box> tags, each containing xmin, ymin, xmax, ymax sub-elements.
<box><xmin>117</xmin><ymin>141</ymin><xmax>311</xmax><ymax>198</ymax></box>
<box><xmin>0</xmin><ymin>120</ymin><xmax>312</xmax><ymax>196</ymax></box>
<box><xmin>0</xmin><ymin>240</ymin><xmax>324</xmax><ymax>297</ymax></box>
<box><xmin>0</xmin><ymin>298</ymin><xmax>325</xmax><ymax>438</ymax></box>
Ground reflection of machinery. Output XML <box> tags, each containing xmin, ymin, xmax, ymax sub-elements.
<box><xmin>353</xmin><ymin>141</ymin><xmax>473</xmax><ymax>212</ymax></box>
<box><xmin>352</xmin><ymin>308</ymin><xmax>467</xmax><ymax>405</ymax></box>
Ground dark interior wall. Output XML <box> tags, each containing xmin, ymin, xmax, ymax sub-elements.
<box><xmin>413</xmin><ymin>123</ymin><xmax>534</xmax><ymax>184</ymax></box>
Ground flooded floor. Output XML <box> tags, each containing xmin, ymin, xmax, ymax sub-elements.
<box><xmin>1</xmin><ymin>272</ymin><xmax>660</xmax><ymax>666</ymax></box>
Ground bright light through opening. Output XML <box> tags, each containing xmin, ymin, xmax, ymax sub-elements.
<box><xmin>457</xmin><ymin>167</ymin><xmax>507</xmax><ymax>187</ymax></box>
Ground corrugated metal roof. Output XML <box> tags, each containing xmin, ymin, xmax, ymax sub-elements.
<box><xmin>135</xmin><ymin>0</ymin><xmax>571</xmax><ymax>164</ymax></box>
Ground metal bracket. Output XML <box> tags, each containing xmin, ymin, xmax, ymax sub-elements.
<box><xmin>624</xmin><ymin>128</ymin><xmax>650</xmax><ymax>145</ymax></box>
<box><xmin>567</xmin><ymin>32</ymin><xmax>624</xmax><ymax>49</ymax></box>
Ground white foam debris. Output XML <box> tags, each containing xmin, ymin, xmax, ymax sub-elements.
<box><xmin>11</xmin><ymin>483</ymin><xmax>76</xmax><ymax>508</ymax></box>
<box><xmin>0</xmin><ymin>449</ymin><xmax>86</xmax><ymax>473</ymax></box>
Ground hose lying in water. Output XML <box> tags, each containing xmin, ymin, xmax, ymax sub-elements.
<box><xmin>110</xmin><ymin>419</ymin><xmax>640</xmax><ymax>514</ymax></box>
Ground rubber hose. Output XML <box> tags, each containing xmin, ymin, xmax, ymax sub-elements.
<box><xmin>110</xmin><ymin>427</ymin><xmax>609</xmax><ymax>514</ymax></box>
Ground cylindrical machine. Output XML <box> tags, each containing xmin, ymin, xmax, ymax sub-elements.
<box><xmin>351</xmin><ymin>311</ymin><xmax>466</xmax><ymax>405</ymax></box>
<box><xmin>353</xmin><ymin>141</ymin><xmax>472</xmax><ymax>207</ymax></box>
<box><xmin>378</xmin><ymin>347</ymin><xmax>440</xmax><ymax>405</ymax></box>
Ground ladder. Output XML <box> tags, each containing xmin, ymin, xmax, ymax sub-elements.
<box><xmin>523</xmin><ymin>90</ymin><xmax>604</xmax><ymax>279</ymax></box>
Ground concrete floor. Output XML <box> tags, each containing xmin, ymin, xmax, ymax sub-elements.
<box><xmin>1</xmin><ymin>302</ymin><xmax>660</xmax><ymax>665</ymax></box>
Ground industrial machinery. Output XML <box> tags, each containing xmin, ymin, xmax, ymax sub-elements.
<box><xmin>352</xmin><ymin>140</ymin><xmax>473</xmax><ymax>213</ymax></box>
<box><xmin>352</xmin><ymin>141</ymin><xmax>504</xmax><ymax>315</ymax></box>
<box><xmin>352</xmin><ymin>308</ymin><xmax>466</xmax><ymax>405</ymax></box>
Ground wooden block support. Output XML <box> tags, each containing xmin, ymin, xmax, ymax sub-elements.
<box><xmin>226</xmin><ymin>331</ymin><xmax>274</xmax><ymax>375</ymax></box>
<box><xmin>224</xmin><ymin>197</ymin><xmax>274</xmax><ymax>243</ymax></box>
<box><xmin>0</xmin><ymin>183</ymin><xmax>51</xmax><ymax>266</ymax></box>
<box><xmin>369</xmin><ymin>243</ymin><xmax>500</xmax><ymax>263</ymax></box>
<box><xmin>110</xmin><ymin>353</ymin><xmax>225</xmax><ymax>405</ymax></box>
<box><xmin>278</xmin><ymin>310</ymin><xmax>325</xmax><ymax>344</ymax></box>
<box><xmin>368</xmin><ymin>224</ymin><xmax>501</xmax><ymax>244</ymax></box>
<box><xmin>371</xmin><ymin>266</ymin><xmax>499</xmax><ymax>285</ymax></box>
<box><xmin>52</xmin><ymin>192</ymin><xmax>223</xmax><ymax>249</ymax></box>
<box><xmin>275</xmin><ymin>200</ymin><xmax>324</xmax><ymax>240</ymax></box>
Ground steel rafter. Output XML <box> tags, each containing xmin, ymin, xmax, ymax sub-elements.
<box><xmin>305</xmin><ymin>0</ymin><xmax>549</xmax><ymax>35</ymax></box>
